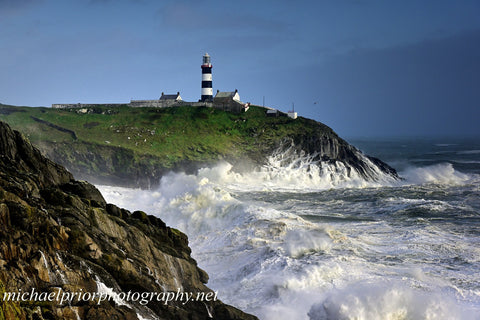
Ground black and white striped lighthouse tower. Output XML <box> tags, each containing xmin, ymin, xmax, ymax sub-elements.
<box><xmin>201</xmin><ymin>53</ymin><xmax>213</xmax><ymax>102</ymax></box>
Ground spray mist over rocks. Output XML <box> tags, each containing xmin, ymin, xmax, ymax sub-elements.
<box><xmin>99</xmin><ymin>140</ymin><xmax>480</xmax><ymax>319</ymax></box>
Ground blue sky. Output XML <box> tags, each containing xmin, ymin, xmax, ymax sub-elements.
<box><xmin>1</xmin><ymin>0</ymin><xmax>479</xmax><ymax>137</ymax></box>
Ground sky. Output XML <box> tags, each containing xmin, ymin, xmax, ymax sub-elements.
<box><xmin>1</xmin><ymin>0</ymin><xmax>479</xmax><ymax>138</ymax></box>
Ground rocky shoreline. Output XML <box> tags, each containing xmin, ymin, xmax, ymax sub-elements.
<box><xmin>0</xmin><ymin>120</ymin><xmax>258</xmax><ymax>319</ymax></box>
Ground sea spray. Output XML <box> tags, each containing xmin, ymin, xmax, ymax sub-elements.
<box><xmin>222</xmin><ymin>144</ymin><xmax>399</xmax><ymax>191</ymax></box>
<box><xmin>400</xmin><ymin>162</ymin><xmax>471</xmax><ymax>185</ymax></box>
<box><xmin>307</xmin><ymin>280</ymin><xmax>475</xmax><ymax>320</ymax></box>
<box><xmin>98</xmin><ymin>139</ymin><xmax>480</xmax><ymax>319</ymax></box>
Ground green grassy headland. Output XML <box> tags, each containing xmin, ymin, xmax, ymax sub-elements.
<box><xmin>0</xmin><ymin>103</ymin><xmax>333</xmax><ymax>186</ymax></box>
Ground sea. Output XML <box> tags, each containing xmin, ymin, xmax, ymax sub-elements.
<box><xmin>97</xmin><ymin>137</ymin><xmax>480</xmax><ymax>320</ymax></box>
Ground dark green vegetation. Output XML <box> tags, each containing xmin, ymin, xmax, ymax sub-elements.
<box><xmin>0</xmin><ymin>103</ymin><xmax>398</xmax><ymax>188</ymax></box>
<box><xmin>0</xmin><ymin>104</ymin><xmax>323</xmax><ymax>163</ymax></box>
<box><xmin>0</xmin><ymin>120</ymin><xmax>258</xmax><ymax>319</ymax></box>
<box><xmin>0</xmin><ymin>104</ymin><xmax>335</xmax><ymax>186</ymax></box>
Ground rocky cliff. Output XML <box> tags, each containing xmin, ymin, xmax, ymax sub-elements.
<box><xmin>0</xmin><ymin>104</ymin><xmax>399</xmax><ymax>189</ymax></box>
<box><xmin>240</xmin><ymin>116</ymin><xmax>399</xmax><ymax>181</ymax></box>
<box><xmin>0</xmin><ymin>120</ymin><xmax>257</xmax><ymax>319</ymax></box>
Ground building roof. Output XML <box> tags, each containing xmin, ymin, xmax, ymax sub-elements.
<box><xmin>160</xmin><ymin>92</ymin><xmax>182</xmax><ymax>100</ymax></box>
<box><xmin>215</xmin><ymin>91</ymin><xmax>236</xmax><ymax>98</ymax></box>
<box><xmin>214</xmin><ymin>89</ymin><xmax>240</xmax><ymax>101</ymax></box>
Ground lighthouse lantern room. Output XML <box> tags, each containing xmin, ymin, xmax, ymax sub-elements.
<box><xmin>201</xmin><ymin>53</ymin><xmax>213</xmax><ymax>102</ymax></box>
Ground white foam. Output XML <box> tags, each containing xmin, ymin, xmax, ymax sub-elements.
<box><xmin>400</xmin><ymin>162</ymin><xmax>472</xmax><ymax>185</ymax></box>
<box><xmin>283</xmin><ymin>228</ymin><xmax>332</xmax><ymax>258</ymax></box>
<box><xmin>142</xmin><ymin>143</ymin><xmax>397</xmax><ymax>194</ymax></box>
<box><xmin>308</xmin><ymin>280</ymin><xmax>476</xmax><ymax>320</ymax></box>
<box><xmin>223</xmin><ymin>145</ymin><xmax>398</xmax><ymax>192</ymax></box>
<box><xmin>98</xmin><ymin>174</ymin><xmax>480</xmax><ymax>319</ymax></box>
<box><xmin>96</xmin><ymin>145</ymin><xmax>480</xmax><ymax>320</ymax></box>
<box><xmin>95</xmin><ymin>276</ymin><xmax>130</xmax><ymax>308</ymax></box>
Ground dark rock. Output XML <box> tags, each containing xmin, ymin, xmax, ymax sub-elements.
<box><xmin>106</xmin><ymin>203</ymin><xmax>122</xmax><ymax>217</ymax></box>
<box><xmin>131</xmin><ymin>210</ymin><xmax>149</xmax><ymax>222</ymax></box>
<box><xmin>60</xmin><ymin>181</ymin><xmax>107</xmax><ymax>208</ymax></box>
<box><xmin>0</xmin><ymin>121</ymin><xmax>258</xmax><ymax>320</ymax></box>
<box><xmin>0</xmin><ymin>121</ymin><xmax>73</xmax><ymax>189</ymax></box>
<box><xmin>260</xmin><ymin>122</ymin><xmax>400</xmax><ymax>182</ymax></box>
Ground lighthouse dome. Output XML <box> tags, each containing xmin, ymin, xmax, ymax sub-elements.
<box><xmin>203</xmin><ymin>53</ymin><xmax>211</xmax><ymax>65</ymax></box>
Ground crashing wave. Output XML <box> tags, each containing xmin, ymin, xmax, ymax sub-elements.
<box><xmin>221</xmin><ymin>143</ymin><xmax>400</xmax><ymax>192</ymax></box>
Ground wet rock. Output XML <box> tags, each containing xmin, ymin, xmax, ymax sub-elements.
<box><xmin>0</xmin><ymin>121</ymin><xmax>258</xmax><ymax>320</ymax></box>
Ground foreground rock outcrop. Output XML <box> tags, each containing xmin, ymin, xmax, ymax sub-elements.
<box><xmin>0</xmin><ymin>120</ymin><xmax>257</xmax><ymax>319</ymax></box>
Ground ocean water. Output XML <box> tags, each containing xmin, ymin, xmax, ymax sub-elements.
<box><xmin>98</xmin><ymin>137</ymin><xmax>480</xmax><ymax>320</ymax></box>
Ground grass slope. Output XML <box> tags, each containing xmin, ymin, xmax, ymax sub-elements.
<box><xmin>0</xmin><ymin>104</ymin><xmax>331</xmax><ymax>170</ymax></box>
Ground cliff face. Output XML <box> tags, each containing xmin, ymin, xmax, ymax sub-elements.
<box><xmin>287</xmin><ymin>120</ymin><xmax>399</xmax><ymax>180</ymax></box>
<box><xmin>44</xmin><ymin>115</ymin><xmax>399</xmax><ymax>188</ymax></box>
<box><xmin>240</xmin><ymin>117</ymin><xmax>399</xmax><ymax>182</ymax></box>
<box><xmin>0</xmin><ymin>121</ymin><xmax>257</xmax><ymax>319</ymax></box>
<box><xmin>38</xmin><ymin>141</ymin><xmax>166</xmax><ymax>189</ymax></box>
<box><xmin>0</xmin><ymin>105</ymin><xmax>399</xmax><ymax>189</ymax></box>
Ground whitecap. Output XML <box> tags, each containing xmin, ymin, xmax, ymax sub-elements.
<box><xmin>308</xmin><ymin>280</ymin><xmax>477</xmax><ymax>320</ymax></box>
<box><xmin>400</xmin><ymin>162</ymin><xmax>471</xmax><ymax>185</ymax></box>
<box><xmin>457</xmin><ymin>150</ymin><xmax>480</xmax><ymax>155</ymax></box>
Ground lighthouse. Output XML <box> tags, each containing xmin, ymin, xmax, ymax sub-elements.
<box><xmin>201</xmin><ymin>53</ymin><xmax>213</xmax><ymax>102</ymax></box>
